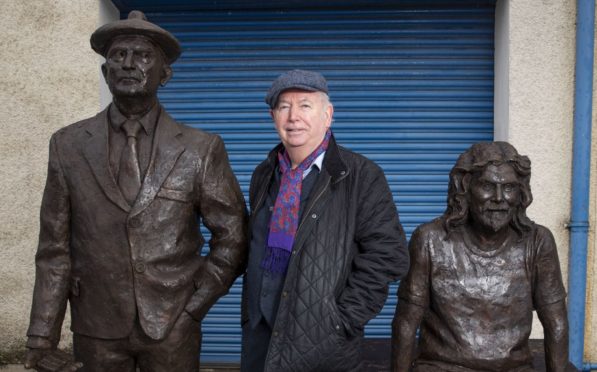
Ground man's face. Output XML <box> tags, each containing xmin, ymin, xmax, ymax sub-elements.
<box><xmin>102</xmin><ymin>36</ymin><xmax>171</xmax><ymax>98</ymax></box>
<box><xmin>270</xmin><ymin>89</ymin><xmax>333</xmax><ymax>155</ymax></box>
<box><xmin>468</xmin><ymin>163</ymin><xmax>521</xmax><ymax>234</ymax></box>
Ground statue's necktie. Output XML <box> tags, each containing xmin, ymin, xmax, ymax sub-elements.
<box><xmin>118</xmin><ymin>120</ymin><xmax>142</xmax><ymax>205</ymax></box>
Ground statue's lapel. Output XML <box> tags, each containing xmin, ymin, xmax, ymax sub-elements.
<box><xmin>83</xmin><ymin>108</ymin><xmax>131</xmax><ymax>213</ymax></box>
<box><xmin>129</xmin><ymin>110</ymin><xmax>185</xmax><ymax>217</ymax></box>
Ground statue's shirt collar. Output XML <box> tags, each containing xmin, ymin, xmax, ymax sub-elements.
<box><xmin>109</xmin><ymin>102</ymin><xmax>160</xmax><ymax>136</ymax></box>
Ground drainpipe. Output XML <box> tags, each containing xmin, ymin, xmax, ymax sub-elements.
<box><xmin>568</xmin><ymin>0</ymin><xmax>595</xmax><ymax>370</ymax></box>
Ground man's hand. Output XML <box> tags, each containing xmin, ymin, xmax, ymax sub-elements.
<box><xmin>24</xmin><ymin>348</ymin><xmax>82</xmax><ymax>372</ymax></box>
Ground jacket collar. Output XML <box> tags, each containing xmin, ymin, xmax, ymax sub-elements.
<box><xmin>129</xmin><ymin>108</ymin><xmax>184</xmax><ymax>218</ymax></box>
<box><xmin>83</xmin><ymin>104</ymin><xmax>185</xmax><ymax>215</ymax></box>
<box><xmin>264</xmin><ymin>134</ymin><xmax>348</xmax><ymax>184</ymax></box>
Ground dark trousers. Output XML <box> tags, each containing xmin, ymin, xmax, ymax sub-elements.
<box><xmin>73</xmin><ymin>310</ymin><xmax>201</xmax><ymax>372</ymax></box>
<box><xmin>241</xmin><ymin>317</ymin><xmax>272</xmax><ymax>372</ymax></box>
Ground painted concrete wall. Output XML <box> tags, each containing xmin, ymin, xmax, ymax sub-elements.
<box><xmin>504</xmin><ymin>0</ymin><xmax>577</xmax><ymax>340</ymax></box>
<box><xmin>504</xmin><ymin>0</ymin><xmax>597</xmax><ymax>362</ymax></box>
<box><xmin>506</xmin><ymin>0</ymin><xmax>597</xmax><ymax>362</ymax></box>
<box><xmin>0</xmin><ymin>0</ymin><xmax>117</xmax><ymax>362</ymax></box>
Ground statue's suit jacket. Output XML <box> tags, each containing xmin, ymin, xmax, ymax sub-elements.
<box><xmin>27</xmin><ymin>105</ymin><xmax>247</xmax><ymax>342</ymax></box>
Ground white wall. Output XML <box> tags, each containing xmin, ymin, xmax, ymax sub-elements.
<box><xmin>0</xmin><ymin>0</ymin><xmax>116</xmax><ymax>361</ymax></box>
<box><xmin>497</xmin><ymin>0</ymin><xmax>577</xmax><ymax>340</ymax></box>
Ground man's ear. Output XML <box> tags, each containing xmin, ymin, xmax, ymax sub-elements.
<box><xmin>325</xmin><ymin>103</ymin><xmax>334</xmax><ymax>128</ymax></box>
<box><xmin>269</xmin><ymin>109</ymin><xmax>275</xmax><ymax>121</ymax></box>
<box><xmin>101</xmin><ymin>63</ymin><xmax>108</xmax><ymax>81</ymax></box>
<box><xmin>161</xmin><ymin>65</ymin><xmax>173</xmax><ymax>86</ymax></box>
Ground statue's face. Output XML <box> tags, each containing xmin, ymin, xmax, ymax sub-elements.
<box><xmin>468</xmin><ymin>163</ymin><xmax>521</xmax><ymax>233</ymax></box>
<box><xmin>102</xmin><ymin>36</ymin><xmax>170</xmax><ymax>98</ymax></box>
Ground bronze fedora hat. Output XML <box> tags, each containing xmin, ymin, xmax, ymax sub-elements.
<box><xmin>90</xmin><ymin>10</ymin><xmax>181</xmax><ymax>64</ymax></box>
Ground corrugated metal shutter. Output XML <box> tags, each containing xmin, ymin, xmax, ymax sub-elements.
<box><xmin>143</xmin><ymin>2</ymin><xmax>495</xmax><ymax>363</ymax></box>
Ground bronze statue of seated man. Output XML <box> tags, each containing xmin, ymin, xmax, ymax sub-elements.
<box><xmin>392</xmin><ymin>142</ymin><xmax>569</xmax><ymax>372</ymax></box>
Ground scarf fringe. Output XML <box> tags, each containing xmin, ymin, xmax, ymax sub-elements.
<box><xmin>261</xmin><ymin>246</ymin><xmax>292</xmax><ymax>274</ymax></box>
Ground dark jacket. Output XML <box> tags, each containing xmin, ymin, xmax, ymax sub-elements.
<box><xmin>242</xmin><ymin>136</ymin><xmax>409</xmax><ymax>371</ymax></box>
<box><xmin>27</xmin><ymin>105</ymin><xmax>247</xmax><ymax>343</ymax></box>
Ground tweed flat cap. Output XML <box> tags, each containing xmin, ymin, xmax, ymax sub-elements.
<box><xmin>265</xmin><ymin>69</ymin><xmax>328</xmax><ymax>108</ymax></box>
<box><xmin>90</xmin><ymin>10</ymin><xmax>181</xmax><ymax>64</ymax></box>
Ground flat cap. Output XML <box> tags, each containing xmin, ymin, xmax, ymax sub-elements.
<box><xmin>90</xmin><ymin>10</ymin><xmax>181</xmax><ymax>64</ymax></box>
<box><xmin>265</xmin><ymin>69</ymin><xmax>328</xmax><ymax>108</ymax></box>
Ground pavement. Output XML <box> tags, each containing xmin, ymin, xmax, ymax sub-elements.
<box><xmin>0</xmin><ymin>367</ymin><xmax>25</xmax><ymax>372</ymax></box>
<box><xmin>0</xmin><ymin>367</ymin><xmax>240</xmax><ymax>372</ymax></box>
<box><xmin>0</xmin><ymin>339</ymin><xmax>576</xmax><ymax>371</ymax></box>
<box><xmin>0</xmin><ymin>365</ymin><xmax>240</xmax><ymax>372</ymax></box>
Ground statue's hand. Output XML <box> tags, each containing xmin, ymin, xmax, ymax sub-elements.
<box><xmin>24</xmin><ymin>348</ymin><xmax>82</xmax><ymax>372</ymax></box>
<box><xmin>24</xmin><ymin>348</ymin><xmax>47</xmax><ymax>369</ymax></box>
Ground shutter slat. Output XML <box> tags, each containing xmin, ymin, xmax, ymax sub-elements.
<box><xmin>144</xmin><ymin>2</ymin><xmax>495</xmax><ymax>363</ymax></box>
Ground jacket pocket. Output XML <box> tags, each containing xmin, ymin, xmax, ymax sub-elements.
<box><xmin>315</xmin><ymin>297</ymin><xmax>361</xmax><ymax>371</ymax></box>
<box><xmin>324</xmin><ymin>296</ymin><xmax>349</xmax><ymax>338</ymax></box>
<box><xmin>157</xmin><ymin>187</ymin><xmax>192</xmax><ymax>202</ymax></box>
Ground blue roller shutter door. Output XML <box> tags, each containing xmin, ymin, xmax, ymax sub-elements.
<box><xmin>147</xmin><ymin>2</ymin><xmax>495</xmax><ymax>363</ymax></box>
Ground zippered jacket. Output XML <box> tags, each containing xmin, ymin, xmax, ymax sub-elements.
<box><xmin>243</xmin><ymin>135</ymin><xmax>409</xmax><ymax>371</ymax></box>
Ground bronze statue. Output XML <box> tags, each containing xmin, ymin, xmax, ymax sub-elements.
<box><xmin>24</xmin><ymin>10</ymin><xmax>247</xmax><ymax>372</ymax></box>
<box><xmin>392</xmin><ymin>142</ymin><xmax>569</xmax><ymax>372</ymax></box>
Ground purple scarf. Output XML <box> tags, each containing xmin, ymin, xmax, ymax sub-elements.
<box><xmin>262</xmin><ymin>130</ymin><xmax>332</xmax><ymax>274</ymax></box>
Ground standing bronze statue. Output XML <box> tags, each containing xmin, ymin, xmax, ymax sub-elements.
<box><xmin>392</xmin><ymin>142</ymin><xmax>569</xmax><ymax>372</ymax></box>
<box><xmin>24</xmin><ymin>10</ymin><xmax>247</xmax><ymax>372</ymax></box>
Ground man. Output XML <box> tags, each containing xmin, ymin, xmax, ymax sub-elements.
<box><xmin>24</xmin><ymin>10</ymin><xmax>247</xmax><ymax>371</ymax></box>
<box><xmin>392</xmin><ymin>142</ymin><xmax>569</xmax><ymax>372</ymax></box>
<box><xmin>241</xmin><ymin>69</ymin><xmax>409</xmax><ymax>371</ymax></box>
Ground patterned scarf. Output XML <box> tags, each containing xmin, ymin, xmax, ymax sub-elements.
<box><xmin>262</xmin><ymin>130</ymin><xmax>332</xmax><ymax>274</ymax></box>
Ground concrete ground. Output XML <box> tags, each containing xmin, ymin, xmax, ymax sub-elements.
<box><xmin>0</xmin><ymin>339</ymin><xmax>576</xmax><ymax>371</ymax></box>
<box><xmin>0</xmin><ymin>366</ymin><xmax>239</xmax><ymax>372</ymax></box>
<box><xmin>0</xmin><ymin>366</ymin><xmax>24</xmax><ymax>372</ymax></box>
